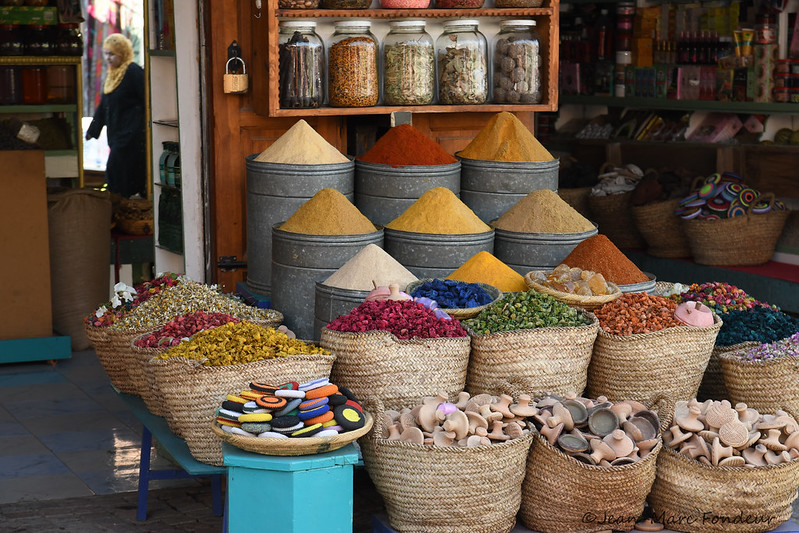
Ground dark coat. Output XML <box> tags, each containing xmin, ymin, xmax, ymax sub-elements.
<box><xmin>87</xmin><ymin>63</ymin><xmax>147</xmax><ymax>198</ymax></box>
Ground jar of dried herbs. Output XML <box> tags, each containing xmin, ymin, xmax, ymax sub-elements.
<box><xmin>279</xmin><ymin>21</ymin><xmax>325</xmax><ymax>109</ymax></box>
<box><xmin>328</xmin><ymin>20</ymin><xmax>379</xmax><ymax>107</ymax></box>
<box><xmin>436</xmin><ymin>19</ymin><xmax>487</xmax><ymax>105</ymax></box>
<box><xmin>383</xmin><ymin>20</ymin><xmax>434</xmax><ymax>106</ymax></box>
<box><xmin>492</xmin><ymin>20</ymin><xmax>542</xmax><ymax>104</ymax></box>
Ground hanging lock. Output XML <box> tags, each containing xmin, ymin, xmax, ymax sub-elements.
<box><xmin>224</xmin><ymin>57</ymin><xmax>248</xmax><ymax>94</ymax></box>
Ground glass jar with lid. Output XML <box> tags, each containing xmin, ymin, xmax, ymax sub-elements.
<box><xmin>55</xmin><ymin>24</ymin><xmax>84</xmax><ymax>56</ymax></box>
<box><xmin>383</xmin><ymin>20</ymin><xmax>434</xmax><ymax>106</ymax></box>
<box><xmin>436</xmin><ymin>19</ymin><xmax>487</xmax><ymax>104</ymax></box>
<box><xmin>26</xmin><ymin>25</ymin><xmax>54</xmax><ymax>56</ymax></box>
<box><xmin>0</xmin><ymin>25</ymin><xmax>24</xmax><ymax>56</ymax></box>
<box><xmin>279</xmin><ymin>21</ymin><xmax>325</xmax><ymax>109</ymax></box>
<box><xmin>328</xmin><ymin>20</ymin><xmax>379</xmax><ymax>107</ymax></box>
<box><xmin>493</xmin><ymin>20</ymin><xmax>542</xmax><ymax>104</ymax></box>
<box><xmin>321</xmin><ymin>0</ymin><xmax>370</xmax><ymax>10</ymax></box>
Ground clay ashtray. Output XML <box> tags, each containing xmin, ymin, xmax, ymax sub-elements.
<box><xmin>558</xmin><ymin>432</ymin><xmax>589</xmax><ymax>454</ymax></box>
<box><xmin>626</xmin><ymin>416</ymin><xmax>657</xmax><ymax>441</ymax></box>
<box><xmin>588</xmin><ymin>407</ymin><xmax>620</xmax><ymax>437</ymax></box>
<box><xmin>563</xmin><ymin>399</ymin><xmax>589</xmax><ymax>427</ymax></box>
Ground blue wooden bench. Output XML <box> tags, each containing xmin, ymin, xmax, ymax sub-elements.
<box><xmin>116</xmin><ymin>392</ymin><xmax>225</xmax><ymax>521</ymax></box>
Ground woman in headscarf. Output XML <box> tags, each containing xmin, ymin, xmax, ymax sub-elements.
<box><xmin>86</xmin><ymin>33</ymin><xmax>147</xmax><ymax>199</ymax></box>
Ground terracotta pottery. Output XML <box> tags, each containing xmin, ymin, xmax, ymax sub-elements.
<box><xmin>610</xmin><ymin>456</ymin><xmax>637</xmax><ymax>466</ymax></box>
<box><xmin>454</xmin><ymin>391</ymin><xmax>471</xmax><ymax>410</ymax></box>
<box><xmin>571</xmin><ymin>452</ymin><xmax>596</xmax><ymax>465</ymax></box>
<box><xmin>465</xmin><ymin>411</ymin><xmax>488</xmax><ymax>436</ymax></box>
<box><xmin>610</xmin><ymin>402</ymin><xmax>633</xmax><ymax>423</ymax></box>
<box><xmin>622</xmin><ymin>420</ymin><xmax>644</xmax><ymax>442</ymax></box>
<box><xmin>490</xmin><ymin>394</ymin><xmax>515</xmax><ymax>419</ymax></box>
<box><xmin>417</xmin><ymin>402</ymin><xmax>439</xmax><ymax>433</ymax></box>
<box><xmin>718</xmin><ymin>455</ymin><xmax>745</xmax><ymax>467</ymax></box>
<box><xmin>432</xmin><ymin>429</ymin><xmax>456</xmax><ymax>446</ymax></box>
<box><xmin>637</xmin><ymin>438</ymin><xmax>659</xmax><ymax>458</ymax></box>
<box><xmin>505</xmin><ymin>420</ymin><xmax>525</xmax><ymax>439</ymax></box>
<box><xmin>400</xmin><ymin>426</ymin><xmax>424</xmax><ymax>444</ymax></box>
<box><xmin>541</xmin><ymin>422</ymin><xmax>564</xmax><ymax>445</ymax></box>
<box><xmin>710</xmin><ymin>437</ymin><xmax>733</xmax><ymax>466</ymax></box>
<box><xmin>735</xmin><ymin>402</ymin><xmax>760</xmax><ymax>426</ymax></box>
<box><xmin>666</xmin><ymin>425</ymin><xmax>692</xmax><ymax>446</ymax></box>
<box><xmin>487</xmin><ymin>420</ymin><xmax>510</xmax><ymax>441</ymax></box>
<box><xmin>675</xmin><ymin>405</ymin><xmax>704</xmax><ymax>433</ymax></box>
<box><xmin>718</xmin><ymin>420</ymin><xmax>749</xmax><ymax>448</ymax></box>
<box><xmin>547</xmin><ymin>403</ymin><xmax>575</xmax><ymax>431</ymax></box>
<box><xmin>557</xmin><ymin>432</ymin><xmax>589</xmax><ymax>454</ymax></box>
<box><xmin>698</xmin><ymin>429</ymin><xmax>720</xmax><ymax>443</ymax></box>
<box><xmin>465</xmin><ymin>434</ymin><xmax>490</xmax><ymax>447</ymax></box>
<box><xmin>636</xmin><ymin>518</ymin><xmax>665</xmax><ymax>531</ymax></box>
<box><xmin>742</xmin><ymin>443</ymin><xmax>768</xmax><ymax>466</ymax></box>
<box><xmin>759</xmin><ymin>428</ymin><xmax>788</xmax><ymax>451</ymax></box>
<box><xmin>604</xmin><ymin>429</ymin><xmax>635</xmax><ymax>457</ymax></box>
<box><xmin>509</xmin><ymin>394</ymin><xmax>537</xmax><ymax>418</ymax></box>
<box><xmin>589</xmin><ymin>438</ymin><xmax>617</xmax><ymax>464</ymax></box>
<box><xmin>626</xmin><ymin>416</ymin><xmax>657</xmax><ymax>441</ymax></box>
<box><xmin>705</xmin><ymin>400</ymin><xmax>737</xmax><ymax>429</ymax></box>
<box><xmin>588</xmin><ymin>407</ymin><xmax>619</xmax><ymax>437</ymax></box>
<box><xmin>632</xmin><ymin>409</ymin><xmax>660</xmax><ymax>434</ymax></box>
<box><xmin>442</xmin><ymin>410</ymin><xmax>469</xmax><ymax>440</ymax></box>
<box><xmin>783</xmin><ymin>431</ymin><xmax>799</xmax><ymax>450</ymax></box>
<box><xmin>562</xmin><ymin>399</ymin><xmax>589</xmax><ymax>427</ymax></box>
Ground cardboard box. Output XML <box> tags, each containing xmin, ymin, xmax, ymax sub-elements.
<box><xmin>0</xmin><ymin>151</ymin><xmax>53</xmax><ymax>340</ymax></box>
<box><xmin>0</xmin><ymin>6</ymin><xmax>58</xmax><ymax>25</ymax></box>
<box><xmin>676</xmin><ymin>65</ymin><xmax>701</xmax><ymax>100</ymax></box>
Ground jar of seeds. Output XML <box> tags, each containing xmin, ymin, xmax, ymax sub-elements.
<box><xmin>279</xmin><ymin>21</ymin><xmax>325</xmax><ymax>109</ymax></box>
<box><xmin>383</xmin><ymin>20</ymin><xmax>435</xmax><ymax>106</ymax></box>
<box><xmin>436</xmin><ymin>19</ymin><xmax>487</xmax><ymax>104</ymax></box>
<box><xmin>328</xmin><ymin>20</ymin><xmax>379</xmax><ymax>107</ymax></box>
<box><xmin>492</xmin><ymin>19</ymin><xmax>542</xmax><ymax>104</ymax></box>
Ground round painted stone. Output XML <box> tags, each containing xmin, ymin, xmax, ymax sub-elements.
<box><xmin>298</xmin><ymin>405</ymin><xmax>330</xmax><ymax>421</ymax></box>
<box><xmin>298</xmin><ymin>377</ymin><xmax>330</xmax><ymax>391</ymax></box>
<box><xmin>255</xmin><ymin>395</ymin><xmax>287</xmax><ymax>410</ymax></box>
<box><xmin>698</xmin><ymin>182</ymin><xmax>716</xmax><ymax>198</ymax></box>
<box><xmin>239</xmin><ymin>390</ymin><xmax>263</xmax><ymax>401</ymax></box>
<box><xmin>338</xmin><ymin>386</ymin><xmax>359</xmax><ymax>403</ymax></box>
<box><xmin>275</xmin><ymin>389</ymin><xmax>306</xmax><ymax>399</ymax></box>
<box><xmin>216</xmin><ymin>416</ymin><xmax>241</xmax><ymax>428</ymax></box>
<box><xmin>707</xmin><ymin>197</ymin><xmax>730</xmax><ymax>212</ymax></box>
<box><xmin>720</xmin><ymin>183</ymin><xmax>739</xmax><ymax>201</ymax></box>
<box><xmin>226</xmin><ymin>394</ymin><xmax>247</xmax><ymax>404</ymax></box>
<box><xmin>222</xmin><ymin>425</ymin><xmax>253</xmax><ymax>436</ymax></box>
<box><xmin>270</xmin><ymin>415</ymin><xmax>302</xmax><ymax>429</ymax></box>
<box><xmin>241</xmin><ymin>422</ymin><xmax>272</xmax><ymax>434</ymax></box>
<box><xmin>299</xmin><ymin>397</ymin><xmax>329</xmax><ymax>411</ymax></box>
<box><xmin>257</xmin><ymin>431</ymin><xmax>289</xmax><ymax>439</ymax></box>
<box><xmin>305</xmin><ymin>383</ymin><xmax>339</xmax><ymax>400</ymax></box>
<box><xmin>275</xmin><ymin>397</ymin><xmax>303</xmax><ymax>417</ymax></box>
<box><xmin>238</xmin><ymin>412</ymin><xmax>273</xmax><ymax>423</ymax></box>
<box><xmin>704</xmin><ymin>172</ymin><xmax>721</xmax><ymax>185</ymax></box>
<box><xmin>272</xmin><ymin>422</ymin><xmax>305</xmax><ymax>434</ymax></box>
<box><xmin>334</xmin><ymin>404</ymin><xmax>365</xmax><ymax>431</ymax></box>
<box><xmin>291</xmin><ymin>423</ymin><xmax>323</xmax><ymax>438</ymax></box>
<box><xmin>752</xmin><ymin>201</ymin><xmax>771</xmax><ymax>214</ymax></box>
<box><xmin>328</xmin><ymin>394</ymin><xmax>347</xmax><ymax>406</ymax></box>
<box><xmin>344</xmin><ymin>399</ymin><xmax>363</xmax><ymax>412</ymax></box>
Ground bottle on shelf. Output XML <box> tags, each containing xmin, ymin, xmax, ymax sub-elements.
<box><xmin>595</xmin><ymin>9</ymin><xmax>613</xmax><ymax>62</ymax></box>
<box><xmin>55</xmin><ymin>24</ymin><xmax>84</xmax><ymax>56</ymax></box>
<box><xmin>0</xmin><ymin>24</ymin><xmax>24</xmax><ymax>56</ymax></box>
<box><xmin>26</xmin><ymin>25</ymin><xmax>54</xmax><ymax>56</ymax></box>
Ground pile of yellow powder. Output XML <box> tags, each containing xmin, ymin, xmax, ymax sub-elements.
<box><xmin>279</xmin><ymin>189</ymin><xmax>376</xmax><ymax>235</ymax></box>
<box><xmin>385</xmin><ymin>187</ymin><xmax>491</xmax><ymax>235</ymax></box>
<box><xmin>447</xmin><ymin>251</ymin><xmax>528</xmax><ymax>293</ymax></box>
<box><xmin>494</xmin><ymin>189</ymin><xmax>595</xmax><ymax>233</ymax></box>
<box><xmin>253</xmin><ymin>119</ymin><xmax>350</xmax><ymax>165</ymax></box>
<box><xmin>458</xmin><ymin>112</ymin><xmax>554</xmax><ymax>162</ymax></box>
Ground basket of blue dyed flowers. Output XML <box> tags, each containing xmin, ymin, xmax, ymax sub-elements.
<box><xmin>405</xmin><ymin>278</ymin><xmax>502</xmax><ymax>319</ymax></box>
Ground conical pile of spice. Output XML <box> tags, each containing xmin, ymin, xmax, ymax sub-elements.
<box><xmin>253</xmin><ymin>119</ymin><xmax>350</xmax><ymax>165</ymax></box>
<box><xmin>357</xmin><ymin>124</ymin><xmax>457</xmax><ymax>166</ymax></box>
<box><xmin>458</xmin><ymin>111</ymin><xmax>554</xmax><ymax>162</ymax></box>
<box><xmin>561</xmin><ymin>234</ymin><xmax>649</xmax><ymax>286</ymax></box>
<box><xmin>494</xmin><ymin>189</ymin><xmax>595</xmax><ymax>233</ymax></box>
<box><xmin>322</xmin><ymin>244</ymin><xmax>417</xmax><ymax>292</ymax></box>
<box><xmin>447</xmin><ymin>251</ymin><xmax>528</xmax><ymax>293</ymax></box>
<box><xmin>279</xmin><ymin>188</ymin><xmax>377</xmax><ymax>235</ymax></box>
<box><xmin>385</xmin><ymin>187</ymin><xmax>490</xmax><ymax>234</ymax></box>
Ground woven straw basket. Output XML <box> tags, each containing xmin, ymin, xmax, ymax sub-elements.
<box><xmin>681</xmin><ymin>194</ymin><xmax>790</xmax><ymax>266</ymax></box>
<box><xmin>697</xmin><ymin>342</ymin><xmax>760</xmax><ymax>402</ymax></box>
<box><xmin>558</xmin><ymin>186</ymin><xmax>592</xmax><ymax>219</ymax></box>
<box><xmin>360</xmin><ymin>398</ymin><xmax>534</xmax><ymax>533</ymax></box>
<box><xmin>719</xmin><ymin>351</ymin><xmax>799</xmax><ymax>415</ymax></box>
<box><xmin>648</xmin><ymin>445</ymin><xmax>799</xmax><ymax>533</ymax></box>
<box><xmin>587</xmin><ymin>315</ymin><xmax>722</xmax><ymax>403</ymax></box>
<box><xmin>405</xmin><ymin>279</ymin><xmax>503</xmax><ymax>320</ymax></box>
<box><xmin>465</xmin><ymin>310</ymin><xmax>599</xmax><ymax>397</ymax></box>
<box><xmin>91</xmin><ymin>326</ymin><xmax>153</xmax><ymax>396</ymax></box>
<box><xmin>588</xmin><ymin>191</ymin><xmax>646</xmax><ymax>250</ymax></box>
<box><xmin>519</xmin><ymin>394</ymin><xmax>671</xmax><ymax>533</ymax></box>
<box><xmin>319</xmin><ymin>328</ymin><xmax>471</xmax><ymax>412</ymax></box>
<box><xmin>524</xmin><ymin>275</ymin><xmax>622</xmax><ymax>311</ymax></box>
<box><xmin>631</xmin><ymin>198</ymin><xmax>691</xmax><ymax>258</ymax></box>
<box><xmin>149</xmin><ymin>352</ymin><xmax>335</xmax><ymax>466</ymax></box>
<box><xmin>84</xmin><ymin>321</ymin><xmax>110</xmax><ymax>359</ymax></box>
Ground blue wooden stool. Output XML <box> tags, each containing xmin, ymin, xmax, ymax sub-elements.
<box><xmin>223</xmin><ymin>442</ymin><xmax>360</xmax><ymax>533</ymax></box>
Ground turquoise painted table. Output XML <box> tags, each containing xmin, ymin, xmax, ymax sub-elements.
<box><xmin>223</xmin><ymin>442</ymin><xmax>360</xmax><ymax>533</ymax></box>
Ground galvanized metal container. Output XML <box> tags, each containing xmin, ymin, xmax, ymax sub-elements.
<box><xmin>270</xmin><ymin>224</ymin><xmax>383</xmax><ymax>341</ymax></box>
<box><xmin>457</xmin><ymin>154</ymin><xmax>559</xmax><ymax>223</ymax></box>
<box><xmin>245</xmin><ymin>155</ymin><xmax>355</xmax><ymax>296</ymax></box>
<box><xmin>354</xmin><ymin>160</ymin><xmax>461</xmax><ymax>227</ymax></box>
<box><xmin>618</xmin><ymin>273</ymin><xmax>657</xmax><ymax>294</ymax></box>
<box><xmin>313</xmin><ymin>283</ymin><xmax>368</xmax><ymax>341</ymax></box>
<box><xmin>383</xmin><ymin>227</ymin><xmax>494</xmax><ymax>280</ymax></box>
<box><xmin>494</xmin><ymin>226</ymin><xmax>599</xmax><ymax>276</ymax></box>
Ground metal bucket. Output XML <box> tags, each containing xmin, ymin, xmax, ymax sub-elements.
<box><xmin>354</xmin><ymin>160</ymin><xmax>461</xmax><ymax>227</ymax></box>
<box><xmin>619</xmin><ymin>273</ymin><xmax>657</xmax><ymax>294</ymax></box>
<box><xmin>383</xmin><ymin>227</ymin><xmax>494</xmax><ymax>280</ymax></box>
<box><xmin>457</xmin><ymin>154</ymin><xmax>559</xmax><ymax>223</ymax></box>
<box><xmin>245</xmin><ymin>155</ymin><xmax>355</xmax><ymax>296</ymax></box>
<box><xmin>494</xmin><ymin>226</ymin><xmax>599</xmax><ymax>276</ymax></box>
<box><xmin>270</xmin><ymin>224</ymin><xmax>383</xmax><ymax>341</ymax></box>
<box><xmin>313</xmin><ymin>283</ymin><xmax>368</xmax><ymax>341</ymax></box>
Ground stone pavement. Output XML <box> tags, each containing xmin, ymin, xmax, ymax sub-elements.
<box><xmin>0</xmin><ymin>468</ymin><xmax>386</xmax><ymax>533</ymax></box>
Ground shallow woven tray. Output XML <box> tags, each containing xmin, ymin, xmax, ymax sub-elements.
<box><xmin>211</xmin><ymin>411</ymin><xmax>373</xmax><ymax>456</ymax></box>
<box><xmin>404</xmin><ymin>279</ymin><xmax>503</xmax><ymax>319</ymax></box>
<box><xmin>523</xmin><ymin>274</ymin><xmax>622</xmax><ymax>311</ymax></box>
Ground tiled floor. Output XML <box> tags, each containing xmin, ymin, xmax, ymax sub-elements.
<box><xmin>0</xmin><ymin>348</ymin><xmax>202</xmax><ymax>506</ymax></box>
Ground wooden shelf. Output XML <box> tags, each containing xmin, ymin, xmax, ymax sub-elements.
<box><xmin>560</xmin><ymin>94</ymin><xmax>799</xmax><ymax>115</ymax></box>
<box><xmin>153</xmin><ymin>119</ymin><xmax>179</xmax><ymax>127</ymax></box>
<box><xmin>0</xmin><ymin>104</ymin><xmax>77</xmax><ymax>113</ymax></box>
<box><xmin>264</xmin><ymin>0</ymin><xmax>560</xmax><ymax>116</ymax></box>
<box><xmin>0</xmin><ymin>56</ymin><xmax>80</xmax><ymax>66</ymax></box>
<box><xmin>148</xmin><ymin>49</ymin><xmax>176</xmax><ymax>57</ymax></box>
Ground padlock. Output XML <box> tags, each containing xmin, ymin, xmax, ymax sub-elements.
<box><xmin>224</xmin><ymin>57</ymin><xmax>248</xmax><ymax>94</ymax></box>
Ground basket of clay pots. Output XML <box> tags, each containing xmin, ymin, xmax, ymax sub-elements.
<box><xmin>718</xmin><ymin>346</ymin><xmax>799</xmax><ymax>416</ymax></box>
<box><xmin>519</xmin><ymin>392</ymin><xmax>672</xmax><ymax>533</ymax></box>
<box><xmin>648</xmin><ymin>399</ymin><xmax>799</xmax><ymax>533</ymax></box>
<box><xmin>587</xmin><ymin>294</ymin><xmax>722</xmax><ymax>403</ymax></box>
<box><xmin>360</xmin><ymin>394</ymin><xmax>535</xmax><ymax>533</ymax></box>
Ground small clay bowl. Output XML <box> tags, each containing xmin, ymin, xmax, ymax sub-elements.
<box><xmin>588</xmin><ymin>407</ymin><xmax>620</xmax><ymax>437</ymax></box>
<box><xmin>627</xmin><ymin>416</ymin><xmax>657</xmax><ymax>441</ymax></box>
<box><xmin>563</xmin><ymin>399</ymin><xmax>589</xmax><ymax>427</ymax></box>
<box><xmin>610</xmin><ymin>456</ymin><xmax>638</xmax><ymax>466</ymax></box>
<box><xmin>558</xmin><ymin>432</ymin><xmax>589</xmax><ymax>454</ymax></box>
<box><xmin>571</xmin><ymin>452</ymin><xmax>596</xmax><ymax>466</ymax></box>
<box><xmin>633</xmin><ymin>409</ymin><xmax>661</xmax><ymax>434</ymax></box>
<box><xmin>622</xmin><ymin>420</ymin><xmax>644</xmax><ymax>442</ymax></box>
